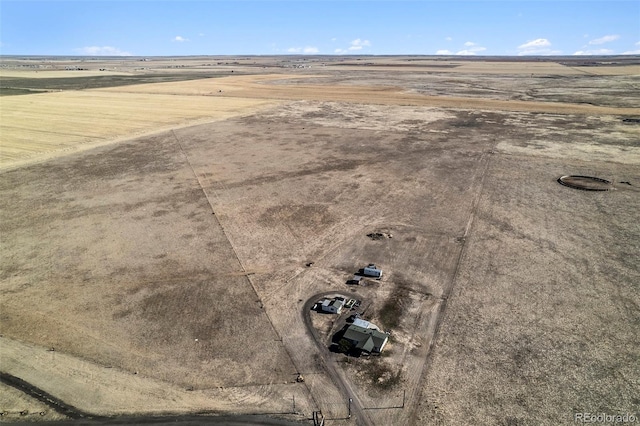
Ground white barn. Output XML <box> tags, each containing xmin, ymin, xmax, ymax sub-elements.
<box><xmin>320</xmin><ymin>299</ymin><xmax>344</xmax><ymax>314</ymax></box>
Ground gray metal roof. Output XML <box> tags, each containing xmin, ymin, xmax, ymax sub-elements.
<box><xmin>342</xmin><ymin>325</ymin><xmax>389</xmax><ymax>353</ymax></box>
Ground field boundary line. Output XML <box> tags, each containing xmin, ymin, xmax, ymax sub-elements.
<box><xmin>171</xmin><ymin>129</ymin><xmax>321</xmax><ymax>414</ymax></box>
<box><xmin>407</xmin><ymin>149</ymin><xmax>493</xmax><ymax>425</ymax></box>
<box><xmin>171</xmin><ymin>129</ymin><xmax>272</xmax><ymax>322</ymax></box>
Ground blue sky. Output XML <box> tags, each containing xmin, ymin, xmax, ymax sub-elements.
<box><xmin>1</xmin><ymin>1</ymin><xmax>639</xmax><ymax>56</ymax></box>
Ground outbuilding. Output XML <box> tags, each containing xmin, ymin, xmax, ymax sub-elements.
<box><xmin>347</xmin><ymin>275</ymin><xmax>363</xmax><ymax>285</ymax></box>
<box><xmin>363</xmin><ymin>264</ymin><xmax>382</xmax><ymax>279</ymax></box>
<box><xmin>320</xmin><ymin>298</ymin><xmax>344</xmax><ymax>314</ymax></box>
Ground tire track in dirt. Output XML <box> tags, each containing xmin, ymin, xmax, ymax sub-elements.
<box><xmin>0</xmin><ymin>371</ymin><xmax>305</xmax><ymax>424</ymax></box>
<box><xmin>0</xmin><ymin>372</ymin><xmax>98</xmax><ymax>420</ymax></box>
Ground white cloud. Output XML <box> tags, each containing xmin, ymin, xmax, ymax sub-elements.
<box><xmin>588</xmin><ymin>35</ymin><xmax>619</xmax><ymax>45</ymax></box>
<box><xmin>173</xmin><ymin>36</ymin><xmax>189</xmax><ymax>42</ymax></box>
<box><xmin>351</xmin><ymin>38</ymin><xmax>371</xmax><ymax>47</ymax></box>
<box><xmin>445</xmin><ymin>37</ymin><xmax>453</xmax><ymax>42</ymax></box>
<box><xmin>348</xmin><ymin>38</ymin><xmax>371</xmax><ymax>51</ymax></box>
<box><xmin>573</xmin><ymin>49</ymin><xmax>614</xmax><ymax>55</ymax></box>
<box><xmin>75</xmin><ymin>46</ymin><xmax>132</xmax><ymax>56</ymax></box>
<box><xmin>517</xmin><ymin>38</ymin><xmax>560</xmax><ymax>55</ymax></box>
<box><xmin>453</xmin><ymin>42</ymin><xmax>486</xmax><ymax>55</ymax></box>
<box><xmin>436</xmin><ymin>49</ymin><xmax>452</xmax><ymax>55</ymax></box>
<box><xmin>331</xmin><ymin>37</ymin><xmax>337</xmax><ymax>42</ymax></box>
<box><xmin>198</xmin><ymin>33</ymin><xmax>205</xmax><ymax>37</ymax></box>
<box><xmin>635</xmin><ymin>41</ymin><xmax>640</xmax><ymax>46</ymax></box>
<box><xmin>333</xmin><ymin>38</ymin><xmax>371</xmax><ymax>54</ymax></box>
<box><xmin>287</xmin><ymin>46</ymin><xmax>319</xmax><ymax>54</ymax></box>
<box><xmin>622</xmin><ymin>49</ymin><xmax>640</xmax><ymax>55</ymax></box>
<box><xmin>518</xmin><ymin>38</ymin><xmax>551</xmax><ymax>49</ymax></box>
<box><xmin>456</xmin><ymin>48</ymin><xmax>486</xmax><ymax>56</ymax></box>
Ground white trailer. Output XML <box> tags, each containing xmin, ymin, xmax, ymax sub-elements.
<box><xmin>363</xmin><ymin>264</ymin><xmax>382</xmax><ymax>279</ymax></box>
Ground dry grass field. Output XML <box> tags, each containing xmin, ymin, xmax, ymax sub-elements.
<box><xmin>0</xmin><ymin>90</ymin><xmax>276</xmax><ymax>168</ymax></box>
<box><xmin>1</xmin><ymin>55</ymin><xmax>639</xmax><ymax>424</ymax></box>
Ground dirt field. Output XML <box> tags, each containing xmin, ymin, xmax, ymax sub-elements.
<box><xmin>1</xmin><ymin>56</ymin><xmax>639</xmax><ymax>424</ymax></box>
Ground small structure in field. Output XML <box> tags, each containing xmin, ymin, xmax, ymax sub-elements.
<box><xmin>340</xmin><ymin>324</ymin><xmax>389</xmax><ymax>355</ymax></box>
<box><xmin>319</xmin><ymin>298</ymin><xmax>344</xmax><ymax>314</ymax></box>
<box><xmin>347</xmin><ymin>275</ymin><xmax>363</xmax><ymax>285</ymax></box>
<box><xmin>363</xmin><ymin>264</ymin><xmax>383</xmax><ymax>279</ymax></box>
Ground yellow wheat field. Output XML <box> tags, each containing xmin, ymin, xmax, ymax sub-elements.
<box><xmin>0</xmin><ymin>90</ymin><xmax>277</xmax><ymax>168</ymax></box>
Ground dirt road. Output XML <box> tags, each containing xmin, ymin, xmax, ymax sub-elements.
<box><xmin>302</xmin><ymin>293</ymin><xmax>373</xmax><ymax>426</ymax></box>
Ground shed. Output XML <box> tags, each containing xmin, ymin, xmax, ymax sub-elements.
<box><xmin>320</xmin><ymin>299</ymin><xmax>344</xmax><ymax>314</ymax></box>
<box><xmin>347</xmin><ymin>276</ymin><xmax>363</xmax><ymax>285</ymax></box>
